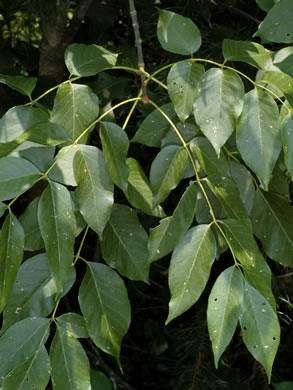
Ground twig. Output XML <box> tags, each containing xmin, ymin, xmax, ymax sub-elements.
<box><xmin>228</xmin><ymin>5</ymin><xmax>260</xmax><ymax>25</ymax></box>
<box><xmin>129</xmin><ymin>0</ymin><xmax>149</xmax><ymax>103</ymax></box>
<box><xmin>276</xmin><ymin>271</ymin><xmax>293</xmax><ymax>279</ymax></box>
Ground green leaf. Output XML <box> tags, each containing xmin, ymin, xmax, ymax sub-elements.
<box><xmin>0</xmin><ymin>317</ymin><xmax>50</xmax><ymax>382</ymax></box>
<box><xmin>0</xmin><ymin>202</ymin><xmax>5</xmax><ymax>217</ymax></box>
<box><xmin>0</xmin><ymin>74</ymin><xmax>37</xmax><ymax>97</ymax></box>
<box><xmin>65</xmin><ymin>43</ymin><xmax>118</xmax><ymax>77</ymax></box>
<box><xmin>240</xmin><ymin>282</ymin><xmax>280</xmax><ymax>382</ymax></box>
<box><xmin>236</xmin><ymin>89</ymin><xmax>282</xmax><ymax>189</ymax></box>
<box><xmin>100</xmin><ymin>122</ymin><xmax>129</xmax><ymax>192</ymax></box>
<box><xmin>251</xmin><ymin>189</ymin><xmax>293</xmax><ymax>267</ymax></box>
<box><xmin>161</xmin><ymin>121</ymin><xmax>199</xmax><ymax>148</ymax></box>
<box><xmin>78</xmin><ymin>262</ymin><xmax>131</xmax><ymax>367</ymax></box>
<box><xmin>49</xmin><ymin>146</ymin><xmax>78</xmax><ymax>186</ymax></box>
<box><xmin>190</xmin><ymin>137</ymin><xmax>230</xmax><ymax>177</ymax></box>
<box><xmin>157</xmin><ymin>9</ymin><xmax>201</xmax><ymax>55</ymax></box>
<box><xmin>256</xmin><ymin>0</ymin><xmax>279</xmax><ymax>12</ymax></box>
<box><xmin>207</xmin><ymin>266</ymin><xmax>244</xmax><ymax>368</ymax></box>
<box><xmin>221</xmin><ymin>219</ymin><xmax>276</xmax><ymax>308</ymax></box>
<box><xmin>27</xmin><ymin>122</ymin><xmax>69</xmax><ymax>146</ymax></box>
<box><xmin>167</xmin><ymin>224</ymin><xmax>216</xmax><ymax>324</ymax></box>
<box><xmin>222</xmin><ymin>40</ymin><xmax>272</xmax><ymax>70</ymax></box>
<box><xmin>126</xmin><ymin>158</ymin><xmax>165</xmax><ymax>217</ymax></box>
<box><xmin>19</xmin><ymin>197</ymin><xmax>44</xmax><ymax>251</ymax></box>
<box><xmin>281</xmin><ymin>114</ymin><xmax>293</xmax><ymax>179</ymax></box>
<box><xmin>0</xmin><ymin>156</ymin><xmax>42</xmax><ymax>201</ymax></box>
<box><xmin>0</xmin><ymin>212</ymin><xmax>24</xmax><ymax>313</ymax></box>
<box><xmin>56</xmin><ymin>313</ymin><xmax>88</xmax><ymax>339</ymax></box>
<box><xmin>0</xmin><ymin>106</ymin><xmax>48</xmax><ymax>143</ymax></box>
<box><xmin>38</xmin><ymin>181</ymin><xmax>76</xmax><ymax>295</ymax></box>
<box><xmin>51</xmin><ymin>83</ymin><xmax>99</xmax><ymax>142</ymax></box>
<box><xmin>132</xmin><ymin>103</ymin><xmax>176</xmax><ymax>147</ymax></box>
<box><xmin>195</xmin><ymin>182</ymin><xmax>226</xmax><ymax>224</ymax></box>
<box><xmin>74</xmin><ymin>145</ymin><xmax>114</xmax><ymax>239</ymax></box>
<box><xmin>272</xmin><ymin>47</ymin><xmax>293</xmax><ymax>77</ymax></box>
<box><xmin>229</xmin><ymin>161</ymin><xmax>255</xmax><ymax>215</ymax></box>
<box><xmin>101</xmin><ymin>204</ymin><xmax>149</xmax><ymax>281</ymax></box>
<box><xmin>91</xmin><ymin>370</ymin><xmax>112</xmax><ymax>390</ymax></box>
<box><xmin>254</xmin><ymin>0</ymin><xmax>293</xmax><ymax>43</ymax></box>
<box><xmin>150</xmin><ymin>145</ymin><xmax>188</xmax><ymax>207</ymax></box>
<box><xmin>167</xmin><ymin>62</ymin><xmax>204</xmax><ymax>123</ymax></box>
<box><xmin>261</xmin><ymin>71</ymin><xmax>293</xmax><ymax>107</ymax></box>
<box><xmin>50</xmin><ymin>326</ymin><xmax>91</xmax><ymax>390</ymax></box>
<box><xmin>14</xmin><ymin>142</ymin><xmax>55</xmax><ymax>172</ymax></box>
<box><xmin>2</xmin><ymin>345</ymin><xmax>51</xmax><ymax>390</ymax></box>
<box><xmin>194</xmin><ymin>68</ymin><xmax>244</xmax><ymax>155</ymax></box>
<box><xmin>269</xmin><ymin>165</ymin><xmax>289</xmax><ymax>198</ymax></box>
<box><xmin>273</xmin><ymin>382</ymin><xmax>293</xmax><ymax>390</ymax></box>
<box><xmin>147</xmin><ymin>183</ymin><xmax>197</xmax><ymax>264</ymax></box>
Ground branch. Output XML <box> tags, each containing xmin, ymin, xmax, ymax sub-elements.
<box><xmin>129</xmin><ymin>0</ymin><xmax>149</xmax><ymax>103</ymax></box>
<box><xmin>228</xmin><ymin>5</ymin><xmax>260</xmax><ymax>25</ymax></box>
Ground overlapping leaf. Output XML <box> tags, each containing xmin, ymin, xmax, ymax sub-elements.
<box><xmin>78</xmin><ymin>262</ymin><xmax>131</xmax><ymax>367</ymax></box>
<box><xmin>261</xmin><ymin>71</ymin><xmax>293</xmax><ymax>107</ymax></box>
<box><xmin>19</xmin><ymin>197</ymin><xmax>44</xmax><ymax>251</ymax></box>
<box><xmin>56</xmin><ymin>313</ymin><xmax>88</xmax><ymax>339</ymax></box>
<box><xmin>281</xmin><ymin>114</ymin><xmax>293</xmax><ymax>179</ymax></box>
<box><xmin>272</xmin><ymin>47</ymin><xmax>293</xmax><ymax>77</ymax></box>
<box><xmin>49</xmin><ymin>146</ymin><xmax>78</xmax><ymax>186</ymax></box>
<box><xmin>195</xmin><ymin>183</ymin><xmax>226</xmax><ymax>224</ymax></box>
<box><xmin>27</xmin><ymin>122</ymin><xmax>69</xmax><ymax>146</ymax></box>
<box><xmin>0</xmin><ymin>74</ymin><xmax>37</xmax><ymax>97</ymax></box>
<box><xmin>194</xmin><ymin>68</ymin><xmax>244</xmax><ymax>155</ymax></box>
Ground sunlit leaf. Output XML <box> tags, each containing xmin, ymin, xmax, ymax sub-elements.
<box><xmin>0</xmin><ymin>74</ymin><xmax>37</xmax><ymax>97</ymax></box>
<box><xmin>49</xmin><ymin>146</ymin><xmax>78</xmax><ymax>186</ymax></box>
<box><xmin>261</xmin><ymin>71</ymin><xmax>293</xmax><ymax>107</ymax></box>
<box><xmin>56</xmin><ymin>313</ymin><xmax>88</xmax><ymax>339</ymax></box>
<box><xmin>272</xmin><ymin>46</ymin><xmax>293</xmax><ymax>77</ymax></box>
<box><xmin>27</xmin><ymin>122</ymin><xmax>69</xmax><ymax>146</ymax></box>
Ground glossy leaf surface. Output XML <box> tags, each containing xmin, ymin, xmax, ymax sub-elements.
<box><xmin>49</xmin><ymin>146</ymin><xmax>78</xmax><ymax>186</ymax></box>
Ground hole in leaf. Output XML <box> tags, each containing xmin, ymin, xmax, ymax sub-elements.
<box><xmin>243</xmin><ymin>326</ymin><xmax>248</xmax><ymax>331</ymax></box>
<box><xmin>286</xmin><ymin>33</ymin><xmax>291</xmax><ymax>37</ymax></box>
<box><xmin>214</xmin><ymin>298</ymin><xmax>218</xmax><ymax>302</ymax></box>
<box><xmin>272</xmin><ymin>336</ymin><xmax>277</xmax><ymax>341</ymax></box>
<box><xmin>253</xmin><ymin>345</ymin><xmax>257</xmax><ymax>348</ymax></box>
<box><xmin>262</xmin><ymin>302</ymin><xmax>266</xmax><ymax>306</ymax></box>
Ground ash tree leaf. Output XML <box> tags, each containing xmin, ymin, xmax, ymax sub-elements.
<box><xmin>272</xmin><ymin>47</ymin><xmax>293</xmax><ymax>77</ymax></box>
<box><xmin>132</xmin><ymin>103</ymin><xmax>176</xmax><ymax>147</ymax></box>
<box><xmin>167</xmin><ymin>62</ymin><xmax>205</xmax><ymax>123</ymax></box>
<box><xmin>51</xmin><ymin>83</ymin><xmax>99</xmax><ymax>142</ymax></box>
<box><xmin>49</xmin><ymin>146</ymin><xmax>78</xmax><ymax>186</ymax></box>
<box><xmin>74</xmin><ymin>145</ymin><xmax>114</xmax><ymax>239</ymax></box>
<box><xmin>65</xmin><ymin>43</ymin><xmax>118</xmax><ymax>77</ymax></box>
<box><xmin>0</xmin><ymin>317</ymin><xmax>50</xmax><ymax>382</ymax></box>
<box><xmin>167</xmin><ymin>224</ymin><xmax>216</xmax><ymax>324</ymax></box>
<box><xmin>150</xmin><ymin>145</ymin><xmax>188</xmax><ymax>207</ymax></box>
<box><xmin>161</xmin><ymin>121</ymin><xmax>199</xmax><ymax>148</ymax></box>
<box><xmin>0</xmin><ymin>74</ymin><xmax>37</xmax><ymax>98</ymax></box>
<box><xmin>50</xmin><ymin>325</ymin><xmax>91</xmax><ymax>390</ymax></box>
<box><xmin>101</xmin><ymin>204</ymin><xmax>149</xmax><ymax>282</ymax></box>
<box><xmin>222</xmin><ymin>40</ymin><xmax>272</xmax><ymax>70</ymax></box>
<box><xmin>0</xmin><ymin>202</ymin><xmax>5</xmax><ymax>218</ymax></box>
<box><xmin>221</xmin><ymin>219</ymin><xmax>276</xmax><ymax>308</ymax></box>
<box><xmin>2</xmin><ymin>345</ymin><xmax>51</xmax><ymax>390</ymax></box>
<box><xmin>147</xmin><ymin>183</ymin><xmax>197</xmax><ymax>264</ymax></box>
<box><xmin>78</xmin><ymin>262</ymin><xmax>131</xmax><ymax>367</ymax></box>
<box><xmin>256</xmin><ymin>0</ymin><xmax>279</xmax><ymax>12</ymax></box>
<box><xmin>261</xmin><ymin>71</ymin><xmax>293</xmax><ymax>107</ymax></box>
<box><xmin>100</xmin><ymin>122</ymin><xmax>129</xmax><ymax>193</ymax></box>
<box><xmin>240</xmin><ymin>281</ymin><xmax>280</xmax><ymax>382</ymax></box>
<box><xmin>56</xmin><ymin>313</ymin><xmax>88</xmax><ymax>339</ymax></box>
<box><xmin>0</xmin><ymin>211</ymin><xmax>24</xmax><ymax>313</ymax></box>
<box><xmin>15</xmin><ymin>143</ymin><xmax>55</xmax><ymax>173</ymax></box>
<box><xmin>0</xmin><ymin>156</ymin><xmax>42</xmax><ymax>201</ymax></box>
<box><xmin>19</xmin><ymin>197</ymin><xmax>44</xmax><ymax>251</ymax></box>
<box><xmin>207</xmin><ymin>266</ymin><xmax>244</xmax><ymax>368</ymax></box>
<box><xmin>27</xmin><ymin>122</ymin><xmax>70</xmax><ymax>146</ymax></box>
<box><xmin>269</xmin><ymin>165</ymin><xmax>289</xmax><ymax>198</ymax></box>
<box><xmin>190</xmin><ymin>137</ymin><xmax>230</xmax><ymax>177</ymax></box>
<box><xmin>38</xmin><ymin>181</ymin><xmax>76</xmax><ymax>295</ymax></box>
<box><xmin>157</xmin><ymin>9</ymin><xmax>201</xmax><ymax>56</ymax></box>
<box><xmin>254</xmin><ymin>0</ymin><xmax>293</xmax><ymax>43</ymax></box>
<box><xmin>195</xmin><ymin>182</ymin><xmax>226</xmax><ymax>224</ymax></box>
<box><xmin>281</xmin><ymin>114</ymin><xmax>293</xmax><ymax>179</ymax></box>
<box><xmin>126</xmin><ymin>158</ymin><xmax>165</xmax><ymax>217</ymax></box>
<box><xmin>251</xmin><ymin>189</ymin><xmax>293</xmax><ymax>267</ymax></box>
<box><xmin>91</xmin><ymin>370</ymin><xmax>112</xmax><ymax>390</ymax></box>
<box><xmin>236</xmin><ymin>89</ymin><xmax>282</xmax><ymax>189</ymax></box>
<box><xmin>194</xmin><ymin>68</ymin><xmax>244</xmax><ymax>156</ymax></box>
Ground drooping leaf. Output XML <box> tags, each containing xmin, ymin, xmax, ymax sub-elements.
<box><xmin>254</xmin><ymin>0</ymin><xmax>293</xmax><ymax>43</ymax></box>
<box><xmin>49</xmin><ymin>146</ymin><xmax>78</xmax><ymax>186</ymax></box>
<box><xmin>251</xmin><ymin>189</ymin><xmax>293</xmax><ymax>267</ymax></box>
<box><xmin>221</xmin><ymin>219</ymin><xmax>276</xmax><ymax>308</ymax></box>
<box><xmin>0</xmin><ymin>74</ymin><xmax>37</xmax><ymax>97</ymax></box>
<box><xmin>161</xmin><ymin>121</ymin><xmax>199</xmax><ymax>148</ymax></box>
<box><xmin>190</xmin><ymin>137</ymin><xmax>230</xmax><ymax>177</ymax></box>
<box><xmin>236</xmin><ymin>89</ymin><xmax>282</xmax><ymax>189</ymax></box>
<box><xmin>147</xmin><ymin>183</ymin><xmax>197</xmax><ymax>264</ymax></box>
<box><xmin>195</xmin><ymin>182</ymin><xmax>226</xmax><ymax>224</ymax></box>
<box><xmin>78</xmin><ymin>262</ymin><xmax>131</xmax><ymax>366</ymax></box>
<box><xmin>281</xmin><ymin>114</ymin><xmax>293</xmax><ymax>179</ymax></box>
<box><xmin>132</xmin><ymin>103</ymin><xmax>176</xmax><ymax>147</ymax></box>
<box><xmin>167</xmin><ymin>224</ymin><xmax>216</xmax><ymax>324</ymax></box>
<box><xmin>194</xmin><ymin>68</ymin><xmax>244</xmax><ymax>155</ymax></box>
<box><xmin>157</xmin><ymin>9</ymin><xmax>201</xmax><ymax>55</ymax></box>
<box><xmin>207</xmin><ymin>266</ymin><xmax>244</xmax><ymax>367</ymax></box>
<box><xmin>56</xmin><ymin>313</ymin><xmax>88</xmax><ymax>339</ymax></box>
<box><xmin>19</xmin><ymin>197</ymin><xmax>44</xmax><ymax>251</ymax></box>
<box><xmin>101</xmin><ymin>204</ymin><xmax>149</xmax><ymax>281</ymax></box>
<box><xmin>222</xmin><ymin>39</ymin><xmax>272</xmax><ymax>70</ymax></box>
<box><xmin>0</xmin><ymin>317</ymin><xmax>50</xmax><ymax>382</ymax></box>
<box><xmin>1</xmin><ymin>345</ymin><xmax>51</xmax><ymax>390</ymax></box>
<box><xmin>126</xmin><ymin>158</ymin><xmax>165</xmax><ymax>217</ymax></box>
<box><xmin>38</xmin><ymin>181</ymin><xmax>76</xmax><ymax>295</ymax></box>
<box><xmin>0</xmin><ymin>156</ymin><xmax>42</xmax><ymax>201</ymax></box>
<box><xmin>91</xmin><ymin>370</ymin><xmax>112</xmax><ymax>390</ymax></box>
<box><xmin>0</xmin><ymin>211</ymin><xmax>24</xmax><ymax>313</ymax></box>
<box><xmin>65</xmin><ymin>43</ymin><xmax>118</xmax><ymax>77</ymax></box>
<box><xmin>150</xmin><ymin>145</ymin><xmax>188</xmax><ymax>207</ymax></box>
<box><xmin>100</xmin><ymin>122</ymin><xmax>129</xmax><ymax>192</ymax></box>
<box><xmin>51</xmin><ymin>83</ymin><xmax>99</xmax><ymax>142</ymax></box>
<box><xmin>240</xmin><ymin>282</ymin><xmax>280</xmax><ymax>382</ymax></box>
<box><xmin>74</xmin><ymin>145</ymin><xmax>114</xmax><ymax>239</ymax></box>
<box><xmin>27</xmin><ymin>122</ymin><xmax>69</xmax><ymax>146</ymax></box>
<box><xmin>167</xmin><ymin>62</ymin><xmax>204</xmax><ymax>123</ymax></box>
<box><xmin>50</xmin><ymin>326</ymin><xmax>91</xmax><ymax>390</ymax></box>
